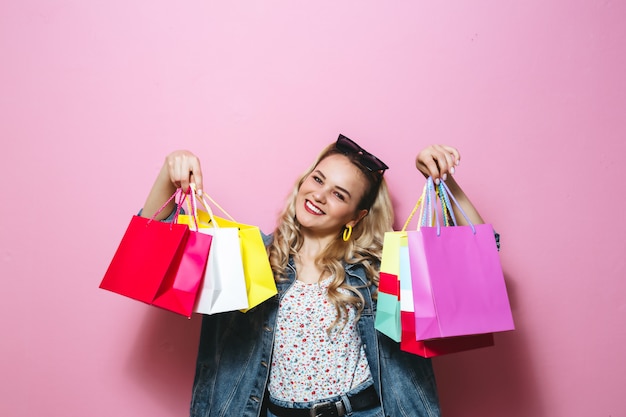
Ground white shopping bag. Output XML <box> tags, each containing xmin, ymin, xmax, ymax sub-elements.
<box><xmin>192</xmin><ymin>225</ymin><xmax>249</xmax><ymax>314</ymax></box>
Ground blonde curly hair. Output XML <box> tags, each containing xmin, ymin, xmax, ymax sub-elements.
<box><xmin>268</xmin><ymin>141</ymin><xmax>394</xmax><ymax>330</ymax></box>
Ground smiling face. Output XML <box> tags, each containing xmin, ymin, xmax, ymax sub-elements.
<box><xmin>294</xmin><ymin>154</ymin><xmax>369</xmax><ymax>238</ymax></box>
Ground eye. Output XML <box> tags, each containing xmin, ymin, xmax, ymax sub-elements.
<box><xmin>334</xmin><ymin>191</ymin><xmax>346</xmax><ymax>201</ymax></box>
<box><xmin>312</xmin><ymin>175</ymin><xmax>323</xmax><ymax>184</ymax></box>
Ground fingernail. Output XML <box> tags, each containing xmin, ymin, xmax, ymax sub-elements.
<box><xmin>197</xmin><ymin>189</ymin><xmax>203</xmax><ymax>196</ymax></box>
<box><xmin>456</xmin><ymin>160</ymin><xmax>460</xmax><ymax>166</ymax></box>
<box><xmin>450</xmin><ymin>167</ymin><xmax>455</xmax><ymax>175</ymax></box>
<box><xmin>442</xmin><ymin>173</ymin><xmax>448</xmax><ymax>181</ymax></box>
<box><xmin>435</xmin><ymin>178</ymin><xmax>440</xmax><ymax>185</ymax></box>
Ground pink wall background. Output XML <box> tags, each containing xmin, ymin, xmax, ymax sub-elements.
<box><xmin>1</xmin><ymin>1</ymin><xmax>625</xmax><ymax>416</ymax></box>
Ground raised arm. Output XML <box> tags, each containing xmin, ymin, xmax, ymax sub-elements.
<box><xmin>140</xmin><ymin>150</ymin><xmax>204</xmax><ymax>220</ymax></box>
<box><xmin>415</xmin><ymin>144</ymin><xmax>485</xmax><ymax>226</ymax></box>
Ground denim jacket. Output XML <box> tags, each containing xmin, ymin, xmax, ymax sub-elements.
<box><xmin>189</xmin><ymin>256</ymin><xmax>441</xmax><ymax>417</ymax></box>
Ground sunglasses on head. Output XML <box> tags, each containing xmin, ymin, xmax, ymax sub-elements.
<box><xmin>336</xmin><ymin>134</ymin><xmax>389</xmax><ymax>173</ymax></box>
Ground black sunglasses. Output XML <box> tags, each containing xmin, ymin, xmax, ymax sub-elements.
<box><xmin>336</xmin><ymin>134</ymin><xmax>389</xmax><ymax>172</ymax></box>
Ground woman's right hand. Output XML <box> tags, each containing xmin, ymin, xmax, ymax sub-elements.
<box><xmin>163</xmin><ymin>150</ymin><xmax>204</xmax><ymax>194</ymax></box>
<box><xmin>140</xmin><ymin>150</ymin><xmax>204</xmax><ymax>220</ymax></box>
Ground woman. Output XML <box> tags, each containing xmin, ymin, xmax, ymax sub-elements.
<box><xmin>141</xmin><ymin>135</ymin><xmax>485</xmax><ymax>417</ymax></box>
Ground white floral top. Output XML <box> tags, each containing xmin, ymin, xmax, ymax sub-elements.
<box><xmin>268</xmin><ymin>276</ymin><xmax>372</xmax><ymax>402</ymax></box>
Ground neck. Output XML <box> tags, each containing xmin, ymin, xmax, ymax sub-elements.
<box><xmin>294</xmin><ymin>235</ymin><xmax>335</xmax><ymax>284</ymax></box>
<box><xmin>298</xmin><ymin>231</ymin><xmax>335</xmax><ymax>258</ymax></box>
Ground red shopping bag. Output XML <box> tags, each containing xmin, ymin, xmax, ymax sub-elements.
<box><xmin>409</xmin><ymin>178</ymin><xmax>514</xmax><ymax>340</ymax></box>
<box><xmin>100</xmin><ymin>189</ymin><xmax>212</xmax><ymax>317</ymax></box>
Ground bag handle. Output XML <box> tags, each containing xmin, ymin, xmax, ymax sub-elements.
<box><xmin>401</xmin><ymin>184</ymin><xmax>426</xmax><ymax>232</ymax></box>
<box><xmin>148</xmin><ymin>189</ymin><xmax>190</xmax><ymax>230</ymax></box>
<box><xmin>184</xmin><ymin>185</ymin><xmax>237</xmax><ymax>230</ymax></box>
<box><xmin>402</xmin><ymin>177</ymin><xmax>476</xmax><ymax>236</ymax></box>
<box><xmin>149</xmin><ymin>189</ymin><xmax>178</xmax><ymax>221</ymax></box>
<box><xmin>401</xmin><ymin>177</ymin><xmax>441</xmax><ymax>232</ymax></box>
<box><xmin>420</xmin><ymin>177</ymin><xmax>438</xmax><ymax>230</ymax></box>
<box><xmin>420</xmin><ymin>177</ymin><xmax>476</xmax><ymax>236</ymax></box>
<box><xmin>438</xmin><ymin>182</ymin><xmax>457</xmax><ymax>226</ymax></box>
<box><xmin>199</xmin><ymin>191</ymin><xmax>236</xmax><ymax>222</ymax></box>
<box><xmin>183</xmin><ymin>186</ymin><xmax>219</xmax><ymax>230</ymax></box>
<box><xmin>438</xmin><ymin>179</ymin><xmax>475</xmax><ymax>234</ymax></box>
<box><xmin>401</xmin><ymin>179</ymin><xmax>441</xmax><ymax>231</ymax></box>
<box><xmin>177</xmin><ymin>187</ymin><xmax>201</xmax><ymax>231</ymax></box>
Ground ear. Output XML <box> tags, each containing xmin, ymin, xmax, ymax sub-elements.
<box><xmin>347</xmin><ymin>209</ymin><xmax>369</xmax><ymax>228</ymax></box>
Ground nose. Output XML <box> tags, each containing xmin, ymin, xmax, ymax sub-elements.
<box><xmin>312</xmin><ymin>187</ymin><xmax>329</xmax><ymax>203</ymax></box>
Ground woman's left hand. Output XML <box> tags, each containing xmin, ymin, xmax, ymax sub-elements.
<box><xmin>415</xmin><ymin>145</ymin><xmax>461</xmax><ymax>184</ymax></box>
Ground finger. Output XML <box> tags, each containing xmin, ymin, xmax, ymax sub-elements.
<box><xmin>433</xmin><ymin>145</ymin><xmax>462</xmax><ymax>178</ymax></box>
<box><xmin>166</xmin><ymin>156</ymin><xmax>182</xmax><ymax>189</ymax></box>
<box><xmin>417</xmin><ymin>155</ymin><xmax>441</xmax><ymax>180</ymax></box>
<box><xmin>188</xmin><ymin>158</ymin><xmax>203</xmax><ymax>196</ymax></box>
<box><xmin>431</xmin><ymin>145</ymin><xmax>452</xmax><ymax>180</ymax></box>
<box><xmin>168</xmin><ymin>154</ymin><xmax>192</xmax><ymax>192</ymax></box>
<box><xmin>439</xmin><ymin>145</ymin><xmax>461</xmax><ymax>167</ymax></box>
<box><xmin>179</xmin><ymin>157</ymin><xmax>195</xmax><ymax>194</ymax></box>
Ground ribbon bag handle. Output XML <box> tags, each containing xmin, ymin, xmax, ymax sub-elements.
<box><xmin>439</xmin><ymin>179</ymin><xmax>476</xmax><ymax>234</ymax></box>
<box><xmin>149</xmin><ymin>190</ymin><xmax>178</xmax><ymax>222</ymax></box>
<box><xmin>186</xmin><ymin>185</ymin><xmax>236</xmax><ymax>229</ymax></box>
<box><xmin>437</xmin><ymin>181</ymin><xmax>457</xmax><ymax>227</ymax></box>
<box><xmin>178</xmin><ymin>187</ymin><xmax>201</xmax><ymax>231</ymax></box>
<box><xmin>418</xmin><ymin>177</ymin><xmax>440</xmax><ymax>231</ymax></box>
<box><xmin>148</xmin><ymin>188</ymin><xmax>190</xmax><ymax>230</ymax></box>
<box><xmin>401</xmin><ymin>183</ymin><xmax>428</xmax><ymax>232</ymax></box>
<box><xmin>402</xmin><ymin>177</ymin><xmax>477</xmax><ymax>236</ymax></box>
<box><xmin>419</xmin><ymin>177</ymin><xmax>476</xmax><ymax>236</ymax></box>
<box><xmin>199</xmin><ymin>192</ymin><xmax>236</xmax><ymax>222</ymax></box>
<box><xmin>401</xmin><ymin>177</ymin><xmax>442</xmax><ymax>232</ymax></box>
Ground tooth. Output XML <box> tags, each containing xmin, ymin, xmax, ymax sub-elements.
<box><xmin>306</xmin><ymin>201</ymin><xmax>322</xmax><ymax>214</ymax></box>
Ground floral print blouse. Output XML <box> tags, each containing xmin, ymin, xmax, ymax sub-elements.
<box><xmin>268</xmin><ymin>276</ymin><xmax>372</xmax><ymax>402</ymax></box>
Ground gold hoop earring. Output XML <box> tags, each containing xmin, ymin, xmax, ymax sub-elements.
<box><xmin>343</xmin><ymin>225</ymin><xmax>352</xmax><ymax>241</ymax></box>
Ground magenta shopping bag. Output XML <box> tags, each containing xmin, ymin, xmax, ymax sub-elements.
<box><xmin>150</xmin><ymin>227</ymin><xmax>212</xmax><ymax>317</ymax></box>
<box><xmin>408</xmin><ymin>178</ymin><xmax>514</xmax><ymax>340</ymax></box>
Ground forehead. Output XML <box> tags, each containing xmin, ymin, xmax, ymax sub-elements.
<box><xmin>314</xmin><ymin>154</ymin><xmax>368</xmax><ymax>191</ymax></box>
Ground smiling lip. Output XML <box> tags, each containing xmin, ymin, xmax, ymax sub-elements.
<box><xmin>305</xmin><ymin>200</ymin><xmax>325</xmax><ymax>215</ymax></box>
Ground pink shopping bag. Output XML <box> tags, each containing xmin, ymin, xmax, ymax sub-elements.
<box><xmin>408</xmin><ymin>178</ymin><xmax>514</xmax><ymax>340</ymax></box>
<box><xmin>399</xmin><ymin>240</ymin><xmax>494</xmax><ymax>357</ymax></box>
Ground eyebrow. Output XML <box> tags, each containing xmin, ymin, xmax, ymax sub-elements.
<box><xmin>314</xmin><ymin>170</ymin><xmax>352</xmax><ymax>199</ymax></box>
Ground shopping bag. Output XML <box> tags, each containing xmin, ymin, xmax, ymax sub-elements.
<box><xmin>199</xmin><ymin>193</ymin><xmax>277</xmax><ymax>311</ymax></box>
<box><xmin>151</xmin><ymin>189</ymin><xmax>212</xmax><ymax>317</ymax></box>
<box><xmin>375</xmin><ymin>272</ymin><xmax>401</xmax><ymax>342</ymax></box>
<box><xmin>398</xmin><ymin>237</ymin><xmax>494</xmax><ymax>357</ymax></box>
<box><xmin>374</xmin><ymin>232</ymin><xmax>403</xmax><ymax>342</ymax></box>
<box><xmin>177</xmin><ymin>201</ymin><xmax>249</xmax><ymax>315</ymax></box>
<box><xmin>409</xmin><ymin>178</ymin><xmax>514</xmax><ymax>340</ymax></box>
<box><xmin>374</xmin><ymin>186</ymin><xmax>430</xmax><ymax>343</ymax></box>
<box><xmin>208</xmin><ymin>214</ymin><xmax>277</xmax><ymax>311</ymax></box>
<box><xmin>100</xmin><ymin>189</ymin><xmax>212</xmax><ymax>317</ymax></box>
